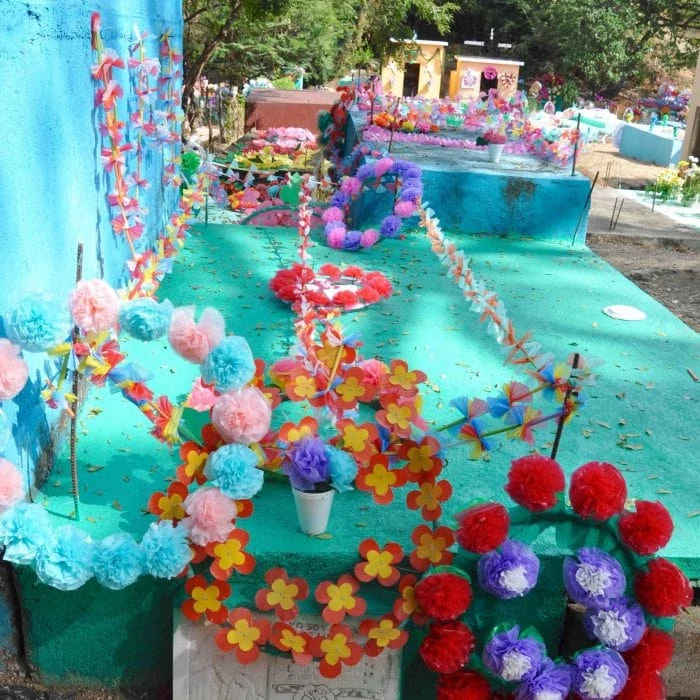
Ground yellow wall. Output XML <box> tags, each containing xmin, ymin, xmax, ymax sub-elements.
<box><xmin>681</xmin><ymin>48</ymin><xmax>700</xmax><ymax>159</ymax></box>
<box><xmin>380</xmin><ymin>43</ymin><xmax>445</xmax><ymax>100</ymax></box>
<box><xmin>450</xmin><ymin>59</ymin><xmax>521</xmax><ymax>101</ymax></box>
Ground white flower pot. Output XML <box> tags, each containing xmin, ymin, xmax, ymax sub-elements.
<box><xmin>293</xmin><ymin>488</ymin><xmax>335</xmax><ymax>535</ymax></box>
<box><xmin>488</xmin><ymin>143</ymin><xmax>505</xmax><ymax>163</ymax></box>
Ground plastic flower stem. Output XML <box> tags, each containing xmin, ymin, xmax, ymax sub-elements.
<box><xmin>435</xmin><ymin>416</ymin><xmax>468</xmax><ymax>433</ymax></box>
<box><xmin>70</xmin><ymin>243</ymin><xmax>84</xmax><ymax>521</ymax></box>
<box><xmin>550</xmin><ymin>353</ymin><xmax>579</xmax><ymax>460</ymax></box>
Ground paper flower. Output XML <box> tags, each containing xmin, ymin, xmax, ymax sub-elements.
<box><xmin>205</xmin><ymin>529</ymin><xmax>255</xmax><ymax>579</ymax></box>
<box><xmin>147</xmin><ymin>481</ymin><xmax>189</xmax><ymax>521</ymax></box>
<box><xmin>0</xmin><ymin>340</ymin><xmax>29</xmax><ymax>400</ymax></box>
<box><xmin>141</xmin><ymin>521</ymin><xmax>192</xmax><ymax>578</ymax></box>
<box><xmin>571</xmin><ymin>648</ymin><xmax>628</xmax><ymax>700</ymax></box>
<box><xmin>182</xmin><ymin>487</ymin><xmax>237</xmax><ymax>546</ymax></box>
<box><xmin>436</xmin><ymin>670</ymin><xmax>491</xmax><ymax>700</ymax></box>
<box><xmin>93</xmin><ymin>533</ymin><xmax>144</xmax><ymax>590</ymax></box>
<box><xmin>270</xmin><ymin>622</ymin><xmax>313</xmax><ymax>665</ymax></box>
<box><xmin>615</xmin><ymin>671</ymin><xmax>666</xmax><ymax>700</ymax></box>
<box><xmin>315</xmin><ymin>574</ymin><xmax>367</xmax><ymax>624</ymax></box>
<box><xmin>211</xmin><ymin>386</ymin><xmax>271</xmax><ymax>445</ymax></box>
<box><xmin>214</xmin><ymin>608</ymin><xmax>270</xmax><ymax>664</ymax></box>
<box><xmin>284</xmin><ymin>436</ymin><xmax>329</xmax><ymax>492</ymax></box>
<box><xmin>201</xmin><ymin>336</ymin><xmax>255</xmax><ymax>392</ymax></box>
<box><xmin>380</xmin><ymin>214</ymin><xmax>401</xmax><ymax>238</ymax></box>
<box><xmin>477</xmin><ymin>539</ymin><xmax>539</xmax><ymax>599</ymax></box>
<box><xmin>69</xmin><ymin>279</ymin><xmax>120</xmax><ymax>333</ymax></box>
<box><xmin>569</xmin><ymin>462</ymin><xmax>627</xmax><ymax>520</ymax></box>
<box><xmin>0</xmin><ymin>458</ymin><xmax>25</xmax><ymax>511</ymax></box>
<box><xmin>204</xmin><ymin>444</ymin><xmax>263</xmax><ymax>500</ymax></box>
<box><xmin>563</xmin><ymin>548</ymin><xmax>626</xmax><ymax>608</ymax></box>
<box><xmin>356</xmin><ymin>453</ymin><xmax>406</xmax><ymax>505</ymax></box>
<box><xmin>634</xmin><ymin>558</ymin><xmax>693</xmax><ymax>618</ymax></box>
<box><xmin>415</xmin><ymin>570</ymin><xmax>472</xmax><ymax>622</ymax></box>
<box><xmin>483</xmin><ymin>625</ymin><xmax>546</xmax><ymax>682</ymax></box>
<box><xmin>622</xmin><ymin>627</ymin><xmax>674</xmax><ymax>673</ymax></box>
<box><xmin>359</xmin><ymin>615</ymin><xmax>408</xmax><ymax>657</ymax></box>
<box><xmin>617</xmin><ymin>501</ymin><xmax>673</xmax><ymax>555</ymax></box>
<box><xmin>354</xmin><ymin>538</ymin><xmax>403</xmax><ymax>587</ymax></box>
<box><xmin>0</xmin><ymin>503</ymin><xmax>52</xmax><ymax>564</ymax></box>
<box><xmin>483</xmin><ymin>65</ymin><xmax>498</xmax><ymax>80</ymax></box>
<box><xmin>456</xmin><ymin>502</ymin><xmax>509</xmax><ymax>553</ymax></box>
<box><xmin>310</xmin><ymin>623</ymin><xmax>363</xmax><ymax>678</ymax></box>
<box><xmin>254</xmin><ymin>567</ymin><xmax>309</xmax><ymax>621</ymax></box>
<box><xmin>4</xmin><ymin>295</ymin><xmax>71</xmax><ymax>351</ymax></box>
<box><xmin>409</xmin><ymin>524</ymin><xmax>455</xmax><ymax>572</ymax></box>
<box><xmin>505</xmin><ymin>454</ymin><xmax>565</xmax><ymax>511</ymax></box>
<box><xmin>420</xmin><ymin>619</ymin><xmax>475</xmax><ymax>674</ymax></box>
<box><xmin>325</xmin><ymin>445</ymin><xmax>358</xmax><ymax>493</ymax></box>
<box><xmin>515</xmin><ymin>658</ymin><xmax>572</xmax><ymax>700</ymax></box>
<box><xmin>584</xmin><ymin>598</ymin><xmax>646</xmax><ymax>651</ymax></box>
<box><xmin>35</xmin><ymin>526</ymin><xmax>94</xmax><ymax>591</ymax></box>
<box><xmin>168</xmin><ymin>305</ymin><xmax>225</xmax><ymax>363</ymax></box>
<box><xmin>393</xmin><ymin>574</ymin><xmax>427</xmax><ymax>624</ymax></box>
<box><xmin>182</xmin><ymin>574</ymin><xmax>231</xmax><ymax>624</ymax></box>
<box><xmin>119</xmin><ymin>298</ymin><xmax>174</xmax><ymax>341</ymax></box>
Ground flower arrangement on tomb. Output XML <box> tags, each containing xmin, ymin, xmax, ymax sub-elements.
<box><xmin>481</xmin><ymin>128</ymin><xmax>508</xmax><ymax>145</ymax></box>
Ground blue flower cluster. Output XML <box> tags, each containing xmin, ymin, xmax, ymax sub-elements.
<box><xmin>201</xmin><ymin>335</ymin><xmax>255</xmax><ymax>391</ymax></box>
<box><xmin>204</xmin><ymin>443</ymin><xmax>263</xmax><ymax>499</ymax></box>
<box><xmin>283</xmin><ymin>437</ymin><xmax>358</xmax><ymax>493</ymax></box>
<box><xmin>119</xmin><ymin>298</ymin><xmax>174</xmax><ymax>342</ymax></box>
<box><xmin>4</xmin><ymin>295</ymin><xmax>71</xmax><ymax>352</ymax></box>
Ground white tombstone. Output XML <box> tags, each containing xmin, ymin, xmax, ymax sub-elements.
<box><xmin>173</xmin><ymin>614</ymin><xmax>402</xmax><ymax>700</ymax></box>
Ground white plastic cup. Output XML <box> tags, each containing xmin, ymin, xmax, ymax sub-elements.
<box><xmin>292</xmin><ymin>488</ymin><xmax>335</xmax><ymax>535</ymax></box>
<box><xmin>488</xmin><ymin>143</ymin><xmax>505</xmax><ymax>163</ymax></box>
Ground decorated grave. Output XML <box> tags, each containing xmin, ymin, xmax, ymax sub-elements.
<box><xmin>0</xmin><ymin>12</ymin><xmax>698</xmax><ymax>700</ymax></box>
<box><xmin>618</xmin><ymin>122</ymin><xmax>686</xmax><ymax>167</ymax></box>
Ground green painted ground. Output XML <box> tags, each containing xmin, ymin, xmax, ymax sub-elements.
<box><xmin>26</xmin><ymin>218</ymin><xmax>699</xmax><ymax>686</ymax></box>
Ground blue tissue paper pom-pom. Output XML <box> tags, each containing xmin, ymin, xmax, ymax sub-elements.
<box><xmin>0</xmin><ymin>503</ymin><xmax>52</xmax><ymax>565</ymax></box>
<box><xmin>4</xmin><ymin>295</ymin><xmax>72</xmax><ymax>352</ymax></box>
<box><xmin>201</xmin><ymin>336</ymin><xmax>255</xmax><ymax>392</ymax></box>
<box><xmin>141</xmin><ymin>521</ymin><xmax>192</xmax><ymax>579</ymax></box>
<box><xmin>35</xmin><ymin>525</ymin><xmax>95</xmax><ymax>591</ymax></box>
<box><xmin>119</xmin><ymin>298</ymin><xmax>174</xmax><ymax>341</ymax></box>
<box><xmin>204</xmin><ymin>443</ymin><xmax>264</xmax><ymax>500</ymax></box>
<box><xmin>326</xmin><ymin>445</ymin><xmax>358</xmax><ymax>493</ymax></box>
<box><xmin>93</xmin><ymin>533</ymin><xmax>144</xmax><ymax>590</ymax></box>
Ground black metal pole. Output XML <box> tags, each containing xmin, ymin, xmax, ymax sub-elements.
<box><xmin>550</xmin><ymin>353</ymin><xmax>580</xmax><ymax>460</ymax></box>
<box><xmin>70</xmin><ymin>243</ymin><xmax>84</xmax><ymax>520</ymax></box>
<box><xmin>570</xmin><ymin>113</ymin><xmax>582</xmax><ymax>176</ymax></box>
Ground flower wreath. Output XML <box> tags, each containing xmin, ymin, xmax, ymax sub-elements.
<box><xmin>417</xmin><ymin>455</ymin><xmax>691</xmax><ymax>700</ymax></box>
<box><xmin>499</xmin><ymin>72</ymin><xmax>517</xmax><ymax>89</ymax></box>
<box><xmin>461</xmin><ymin>69</ymin><xmax>479</xmax><ymax>90</ymax></box>
<box><xmin>269</xmin><ymin>262</ymin><xmax>393</xmax><ymax>311</ymax></box>
<box><xmin>483</xmin><ymin>65</ymin><xmax>499</xmax><ymax>81</ymax></box>
<box><xmin>321</xmin><ymin>156</ymin><xmax>422</xmax><ymax>250</ymax></box>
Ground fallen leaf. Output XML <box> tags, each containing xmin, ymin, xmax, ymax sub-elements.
<box><xmin>87</xmin><ymin>465</ymin><xmax>103</xmax><ymax>473</ymax></box>
<box><xmin>313</xmin><ymin>533</ymin><xmax>333</xmax><ymax>539</ymax></box>
<box><xmin>656</xmin><ymin>489</ymin><xmax>672</xmax><ymax>494</ymax></box>
<box><xmin>112</xmin><ymin>500</ymin><xmax>122</xmax><ymax>511</ymax></box>
<box><xmin>86</xmin><ymin>516</ymin><xmax>97</xmax><ymax>523</ymax></box>
<box><xmin>595</xmin><ymin>421</ymin><xmax>611</xmax><ymax>429</ymax></box>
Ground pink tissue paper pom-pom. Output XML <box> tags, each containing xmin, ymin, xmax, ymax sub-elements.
<box><xmin>186</xmin><ymin>377</ymin><xmax>219</xmax><ymax>412</ymax></box>
<box><xmin>360</xmin><ymin>229</ymin><xmax>380</xmax><ymax>248</ymax></box>
<box><xmin>69</xmin><ymin>279</ymin><xmax>120</xmax><ymax>334</ymax></box>
<box><xmin>212</xmin><ymin>386</ymin><xmax>272</xmax><ymax>444</ymax></box>
<box><xmin>340</xmin><ymin>177</ymin><xmax>362</xmax><ymax>196</ymax></box>
<box><xmin>182</xmin><ymin>487</ymin><xmax>237</xmax><ymax>546</ymax></box>
<box><xmin>0</xmin><ymin>458</ymin><xmax>25</xmax><ymax>510</ymax></box>
<box><xmin>269</xmin><ymin>357</ymin><xmax>297</xmax><ymax>387</ymax></box>
<box><xmin>374</xmin><ymin>157</ymin><xmax>394</xmax><ymax>177</ymax></box>
<box><xmin>0</xmin><ymin>340</ymin><xmax>29</xmax><ymax>400</ymax></box>
<box><xmin>321</xmin><ymin>206</ymin><xmax>344</xmax><ymax>223</ymax></box>
<box><xmin>327</xmin><ymin>228</ymin><xmax>347</xmax><ymax>249</ymax></box>
<box><xmin>168</xmin><ymin>306</ymin><xmax>225</xmax><ymax>364</ymax></box>
<box><xmin>358</xmin><ymin>358</ymin><xmax>388</xmax><ymax>391</ymax></box>
<box><xmin>394</xmin><ymin>200</ymin><xmax>417</xmax><ymax>218</ymax></box>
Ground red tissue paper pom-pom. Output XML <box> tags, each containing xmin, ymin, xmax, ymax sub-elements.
<box><xmin>358</xmin><ymin>286</ymin><xmax>381</xmax><ymax>304</ymax></box>
<box><xmin>618</xmin><ymin>500</ymin><xmax>673</xmax><ymax>556</ymax></box>
<box><xmin>419</xmin><ymin>620</ymin><xmax>476</xmax><ymax>674</ymax></box>
<box><xmin>569</xmin><ymin>461</ymin><xmax>627</xmax><ymax>520</ymax></box>
<box><xmin>635</xmin><ymin>558</ymin><xmax>693</xmax><ymax>618</ymax></box>
<box><xmin>332</xmin><ymin>290</ymin><xmax>358</xmax><ymax>307</ymax></box>
<box><xmin>436</xmin><ymin>670</ymin><xmax>491</xmax><ymax>700</ymax></box>
<box><xmin>343</xmin><ymin>265</ymin><xmax>365</xmax><ymax>279</ymax></box>
<box><xmin>365</xmin><ymin>273</ymin><xmax>393</xmax><ymax>297</ymax></box>
<box><xmin>615</xmin><ymin>672</ymin><xmax>666</xmax><ymax>700</ymax></box>
<box><xmin>623</xmin><ymin>627</ymin><xmax>674</xmax><ymax>673</ymax></box>
<box><xmin>455</xmin><ymin>502</ymin><xmax>510</xmax><ymax>553</ymax></box>
<box><xmin>318</xmin><ymin>263</ymin><xmax>341</xmax><ymax>280</ymax></box>
<box><xmin>504</xmin><ymin>455</ymin><xmax>565</xmax><ymax>512</ymax></box>
<box><xmin>415</xmin><ymin>572</ymin><xmax>473</xmax><ymax>621</ymax></box>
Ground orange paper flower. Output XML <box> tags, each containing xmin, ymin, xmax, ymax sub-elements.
<box><xmin>205</xmin><ymin>528</ymin><xmax>256</xmax><ymax>580</ymax></box>
<box><xmin>334</xmin><ymin>419</ymin><xmax>378</xmax><ymax>465</ymax></box>
<box><xmin>182</xmin><ymin>574</ymin><xmax>230</xmax><ymax>624</ymax></box>
<box><xmin>310</xmin><ymin>623</ymin><xmax>363</xmax><ymax>678</ymax></box>
<box><xmin>254</xmin><ymin>567</ymin><xmax>309</xmax><ymax>621</ymax></box>
<box><xmin>270</xmin><ymin>622</ymin><xmax>313</xmax><ymax>665</ymax></box>
<box><xmin>393</xmin><ymin>574</ymin><xmax>428</xmax><ymax>624</ymax></box>
<box><xmin>406</xmin><ymin>479</ymin><xmax>453</xmax><ymax>521</ymax></box>
<box><xmin>315</xmin><ymin>574</ymin><xmax>367</xmax><ymax>624</ymax></box>
<box><xmin>409</xmin><ymin>524</ymin><xmax>455</xmax><ymax>571</ymax></box>
<box><xmin>147</xmin><ymin>481</ymin><xmax>189</xmax><ymax>521</ymax></box>
<box><xmin>398</xmin><ymin>436</ymin><xmax>443</xmax><ymax>482</ymax></box>
<box><xmin>359</xmin><ymin>615</ymin><xmax>409</xmax><ymax>657</ymax></box>
<box><xmin>382</xmin><ymin>359</ymin><xmax>426</xmax><ymax>396</ymax></box>
<box><xmin>354</xmin><ymin>538</ymin><xmax>404</xmax><ymax>586</ymax></box>
<box><xmin>356</xmin><ymin>454</ymin><xmax>407</xmax><ymax>505</ymax></box>
<box><xmin>214</xmin><ymin>608</ymin><xmax>270</xmax><ymax>664</ymax></box>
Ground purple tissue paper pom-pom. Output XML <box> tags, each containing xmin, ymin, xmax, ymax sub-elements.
<box><xmin>284</xmin><ymin>437</ymin><xmax>329</xmax><ymax>492</ymax></box>
<box><xmin>583</xmin><ymin>598</ymin><xmax>646</xmax><ymax>651</ymax></box>
<box><xmin>356</xmin><ymin>163</ymin><xmax>375</xmax><ymax>181</ymax></box>
<box><xmin>380</xmin><ymin>215</ymin><xmax>402</xmax><ymax>238</ymax></box>
<box><xmin>477</xmin><ymin>539</ymin><xmax>540</xmax><ymax>599</ymax></box>
<box><xmin>483</xmin><ymin>625</ymin><xmax>545</xmax><ymax>682</ymax></box>
<box><xmin>516</xmin><ymin>658</ymin><xmax>572</xmax><ymax>700</ymax></box>
<box><xmin>330</xmin><ymin>191</ymin><xmax>351</xmax><ymax>207</ymax></box>
<box><xmin>571</xmin><ymin>648</ymin><xmax>628</xmax><ymax>700</ymax></box>
<box><xmin>344</xmin><ymin>230</ymin><xmax>362</xmax><ymax>249</ymax></box>
<box><xmin>563</xmin><ymin>548</ymin><xmax>626</xmax><ymax>608</ymax></box>
<box><xmin>400</xmin><ymin>186</ymin><xmax>422</xmax><ymax>203</ymax></box>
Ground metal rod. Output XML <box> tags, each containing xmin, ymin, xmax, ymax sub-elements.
<box><xmin>70</xmin><ymin>243</ymin><xmax>84</xmax><ymax>520</ymax></box>
<box><xmin>571</xmin><ymin>171</ymin><xmax>598</xmax><ymax>246</ymax></box>
<box><xmin>550</xmin><ymin>352</ymin><xmax>580</xmax><ymax>460</ymax></box>
<box><xmin>204</xmin><ymin>149</ymin><xmax>210</xmax><ymax>226</ymax></box>
<box><xmin>570</xmin><ymin>113</ymin><xmax>582</xmax><ymax>176</ymax></box>
<box><xmin>609</xmin><ymin>197</ymin><xmax>619</xmax><ymax>231</ymax></box>
<box><xmin>651</xmin><ymin>184</ymin><xmax>658</xmax><ymax>212</ymax></box>
<box><xmin>612</xmin><ymin>198</ymin><xmax>624</xmax><ymax>231</ymax></box>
